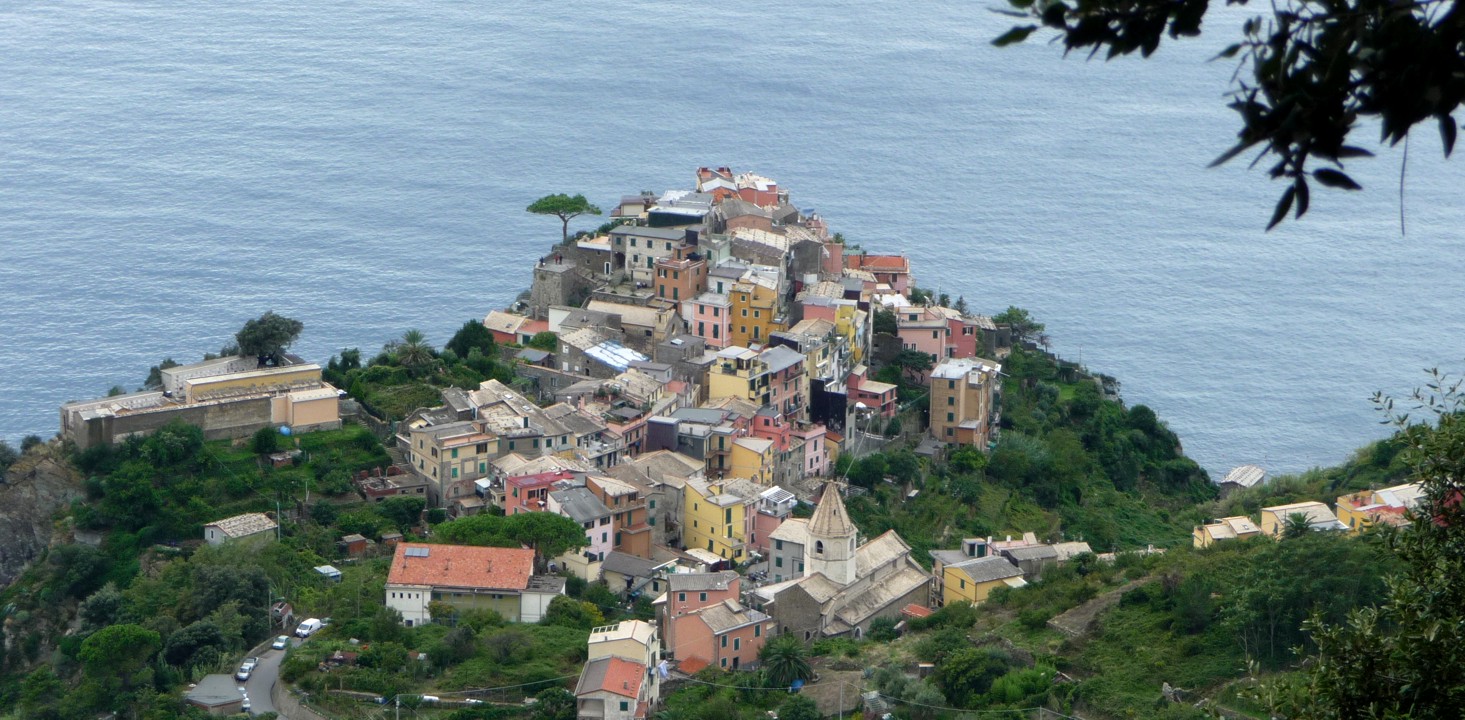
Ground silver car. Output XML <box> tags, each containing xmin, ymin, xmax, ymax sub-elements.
<box><xmin>235</xmin><ymin>657</ymin><xmax>259</xmax><ymax>681</ymax></box>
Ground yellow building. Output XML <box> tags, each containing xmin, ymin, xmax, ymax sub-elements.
<box><xmin>1334</xmin><ymin>482</ymin><xmax>1423</xmax><ymax>532</ymax></box>
<box><xmin>404</xmin><ymin>421</ymin><xmax>500</xmax><ymax>505</ymax></box>
<box><xmin>708</xmin><ymin>347</ymin><xmax>771</xmax><ymax>406</ymax></box>
<box><xmin>682</xmin><ymin>478</ymin><xmax>760</xmax><ymax>562</ymax></box>
<box><xmin>1259</xmin><ymin>501</ymin><xmax>1348</xmax><ymax>537</ymax></box>
<box><xmin>729</xmin><ymin>437</ymin><xmax>775</xmax><ymax>485</ymax></box>
<box><xmin>1192</xmin><ymin>516</ymin><xmax>1262</xmax><ymax>548</ymax></box>
<box><xmin>929</xmin><ymin>357</ymin><xmax>1002</xmax><ymax>448</ymax></box>
<box><xmin>729</xmin><ymin>281</ymin><xmax>784</xmax><ymax>348</ymax></box>
<box><xmin>940</xmin><ymin>556</ymin><xmax>1026</xmax><ymax>607</ymax></box>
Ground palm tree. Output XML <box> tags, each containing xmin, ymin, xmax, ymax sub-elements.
<box><xmin>759</xmin><ymin>635</ymin><xmax>813</xmax><ymax>689</ymax></box>
<box><xmin>1283</xmin><ymin>512</ymin><xmax>1313</xmax><ymax>539</ymax></box>
<box><xmin>395</xmin><ymin>329</ymin><xmax>436</xmax><ymax>377</ymax></box>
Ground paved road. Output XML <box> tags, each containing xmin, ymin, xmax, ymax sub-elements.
<box><xmin>240</xmin><ymin>636</ymin><xmax>302</xmax><ymax>716</ymax></box>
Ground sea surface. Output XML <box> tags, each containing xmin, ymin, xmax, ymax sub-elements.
<box><xmin>4</xmin><ymin>0</ymin><xmax>1464</xmax><ymax>477</ymax></box>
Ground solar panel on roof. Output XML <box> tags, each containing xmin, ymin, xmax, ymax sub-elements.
<box><xmin>404</xmin><ymin>547</ymin><xmax>430</xmax><ymax>558</ymax></box>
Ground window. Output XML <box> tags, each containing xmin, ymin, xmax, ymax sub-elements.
<box><xmin>755</xmin><ymin>625</ymin><xmax>761</xmax><ymax>637</ymax></box>
<box><xmin>615</xmin><ymin>532</ymin><xmax>622</xmax><ymax>545</ymax></box>
<box><xmin>700</xmin><ymin>592</ymin><xmax>708</xmax><ymax>602</ymax></box>
<box><xmin>479</xmin><ymin>462</ymin><xmax>486</xmax><ymax>472</ymax></box>
<box><xmin>631</xmin><ymin>238</ymin><xmax>638</xmax><ymax>247</ymax></box>
<box><xmin>649</xmin><ymin>500</ymin><xmax>656</xmax><ymax>509</ymax></box>
<box><xmin>678</xmin><ymin>593</ymin><xmax>686</xmax><ymax>602</ymax></box>
<box><xmin>725</xmin><ymin>508</ymin><xmax>732</xmax><ymax>523</ymax></box>
<box><xmin>947</xmin><ymin>396</ymin><xmax>955</xmax><ymax>406</ymax></box>
<box><xmin>721</xmin><ymin>657</ymin><xmax>728</xmax><ymax>668</ymax></box>
<box><xmin>775</xmin><ymin>539</ymin><xmax>783</xmax><ymax>551</ymax></box>
<box><xmin>620</xmin><ymin>701</ymin><xmax>629</xmax><ymax>712</ymax></box>
<box><xmin>742</xmin><ymin>308</ymin><xmax>748</xmax><ymax>317</ymax></box>
<box><xmin>775</xmin><ymin>556</ymin><xmax>783</xmax><ymax>568</ymax></box>
<box><xmin>753</xmin><ymin>310</ymin><xmax>760</xmax><ymax>318</ymax></box>
<box><xmin>451</xmin><ymin>468</ymin><xmax>458</xmax><ymax>478</ymax></box>
<box><xmin>734</xmin><ymin>638</ymin><xmax>741</xmax><ymax>650</ymax></box>
<box><xmin>947</xmin><ymin>412</ymin><xmax>955</xmax><ymax>422</ymax></box>
<box><xmin>721</xmin><ymin>635</ymin><xmax>727</xmax><ymax>648</ymax></box>
<box><xmin>451</xmin><ymin>448</ymin><xmax>458</xmax><ymax>459</ymax></box>
<box><xmin>960</xmin><ymin>579</ymin><xmax>967</xmax><ymax>589</ymax></box>
<box><xmin>601</xmin><ymin>532</ymin><xmax>607</xmax><ymax>542</ymax></box>
<box><xmin>815</xmin><ymin>540</ymin><xmax>824</xmax><ymax>555</ymax></box>
<box><xmin>431</xmin><ymin>447</ymin><xmax>438</xmax><ymax>457</ymax></box>
<box><xmin>949</xmin><ymin>380</ymin><xmax>956</xmax><ymax>389</ymax></box>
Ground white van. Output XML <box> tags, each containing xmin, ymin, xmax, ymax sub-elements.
<box><xmin>295</xmin><ymin>618</ymin><xmax>323</xmax><ymax>637</ymax></box>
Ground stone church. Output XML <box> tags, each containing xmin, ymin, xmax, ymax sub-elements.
<box><xmin>752</xmin><ymin>483</ymin><xmax>931</xmax><ymax>640</ymax></box>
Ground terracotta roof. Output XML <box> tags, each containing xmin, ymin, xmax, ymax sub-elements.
<box><xmin>902</xmin><ymin>603</ymin><xmax>934</xmax><ymax>619</ymax></box>
<box><xmin>676</xmin><ymin>656</ymin><xmax>709</xmax><ymax>675</ymax></box>
<box><xmin>575</xmin><ymin>656</ymin><xmax>645</xmax><ymax>699</ymax></box>
<box><xmin>846</xmin><ymin>254</ymin><xmax>909</xmax><ymax>271</ymax></box>
<box><xmin>386</xmin><ymin>543</ymin><xmax>533</xmax><ymax>591</ymax></box>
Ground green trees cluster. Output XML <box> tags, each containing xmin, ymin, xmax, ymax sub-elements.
<box><xmin>325</xmin><ymin>319</ymin><xmax>517</xmax><ymax>421</ymax></box>
<box><xmin>432</xmin><ymin>511</ymin><xmax>588</xmax><ymax>564</ymax></box>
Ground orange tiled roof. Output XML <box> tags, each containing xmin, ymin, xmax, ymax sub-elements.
<box><xmin>846</xmin><ymin>254</ymin><xmax>909</xmax><ymax>271</ymax></box>
<box><xmin>676</xmin><ymin>656</ymin><xmax>710</xmax><ymax>675</ymax></box>
<box><xmin>589</xmin><ymin>656</ymin><xmax>645</xmax><ymax>698</ymax></box>
<box><xmin>902</xmin><ymin>603</ymin><xmax>934</xmax><ymax>619</ymax></box>
<box><xmin>386</xmin><ymin>543</ymin><xmax>533</xmax><ymax>591</ymax></box>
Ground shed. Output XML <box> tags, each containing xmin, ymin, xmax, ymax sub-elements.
<box><xmin>339</xmin><ymin>533</ymin><xmax>368</xmax><ymax>557</ymax></box>
<box><xmin>184</xmin><ymin>674</ymin><xmax>244</xmax><ymax>715</ymax></box>
<box><xmin>314</xmin><ymin>565</ymin><xmax>342</xmax><ymax>582</ymax></box>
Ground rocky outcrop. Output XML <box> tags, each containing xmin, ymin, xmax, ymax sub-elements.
<box><xmin>0</xmin><ymin>447</ymin><xmax>84</xmax><ymax>589</ymax></box>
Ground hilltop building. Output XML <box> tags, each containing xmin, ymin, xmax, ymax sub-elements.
<box><xmin>61</xmin><ymin>354</ymin><xmax>341</xmax><ymax>450</ymax></box>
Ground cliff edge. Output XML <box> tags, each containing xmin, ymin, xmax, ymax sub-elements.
<box><xmin>0</xmin><ymin>446</ymin><xmax>84</xmax><ymax>588</ymax></box>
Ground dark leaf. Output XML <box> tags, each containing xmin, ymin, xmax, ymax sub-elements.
<box><xmin>1212</xmin><ymin>43</ymin><xmax>1243</xmax><ymax>60</ymax></box>
<box><xmin>1440</xmin><ymin>115</ymin><xmax>1457</xmax><ymax>158</ymax></box>
<box><xmin>991</xmin><ymin>8</ymin><xmax>1032</xmax><ymax>18</ymax></box>
<box><xmin>993</xmin><ymin>25</ymin><xmax>1039</xmax><ymax>46</ymax></box>
<box><xmin>1295</xmin><ymin>176</ymin><xmax>1310</xmax><ymax>219</ymax></box>
<box><xmin>1313</xmin><ymin>168</ymin><xmax>1363</xmax><ymax>190</ymax></box>
<box><xmin>1041</xmin><ymin>2</ymin><xmax>1068</xmax><ymax>28</ymax></box>
<box><xmin>1334</xmin><ymin>145</ymin><xmax>1375</xmax><ymax>159</ymax></box>
<box><xmin>1009</xmin><ymin>0</ymin><xmax>1036</xmax><ymax>8</ymax></box>
<box><xmin>1209</xmin><ymin>140</ymin><xmax>1259</xmax><ymax>167</ymax></box>
<box><xmin>1268</xmin><ymin>185</ymin><xmax>1296</xmax><ymax>230</ymax></box>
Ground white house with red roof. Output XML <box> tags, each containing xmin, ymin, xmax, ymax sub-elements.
<box><xmin>384</xmin><ymin>543</ymin><xmax>565</xmax><ymax>626</ymax></box>
<box><xmin>575</xmin><ymin>655</ymin><xmax>651</xmax><ymax>720</ymax></box>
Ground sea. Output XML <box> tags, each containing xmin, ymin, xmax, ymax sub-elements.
<box><xmin>4</xmin><ymin>0</ymin><xmax>1464</xmax><ymax>478</ymax></box>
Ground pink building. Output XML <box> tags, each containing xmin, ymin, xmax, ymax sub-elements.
<box><xmin>844</xmin><ymin>253</ymin><xmax>912</xmax><ymax>294</ymax></box>
<box><xmin>791</xmin><ymin>423</ymin><xmax>829</xmax><ymax>477</ymax></box>
<box><xmin>751</xmin><ymin>486</ymin><xmax>797</xmax><ymax>556</ymax></box>
<box><xmin>683</xmin><ymin>292</ymin><xmax>731</xmax><ymax>349</ymax></box>
<box><xmin>663</xmin><ymin>571</ymin><xmax>740</xmax><ymax>658</ymax></box>
<box><xmin>504</xmin><ymin>469</ymin><xmax>577</xmax><ymax>515</ymax></box>
<box><xmin>847</xmin><ymin>366</ymin><xmax>897</xmax><ymax>419</ymax></box>
<box><xmin>676</xmin><ymin>600</ymin><xmax>773</xmax><ymax>672</ymax></box>
<box><xmin>751</xmin><ymin>408</ymin><xmax>792</xmax><ymax>452</ymax></box>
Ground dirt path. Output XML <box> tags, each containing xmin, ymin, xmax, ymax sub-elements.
<box><xmin>1046</xmin><ymin>577</ymin><xmax>1148</xmax><ymax>639</ymax></box>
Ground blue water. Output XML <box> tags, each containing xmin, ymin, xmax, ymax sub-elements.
<box><xmin>4</xmin><ymin>0</ymin><xmax>1464</xmax><ymax>477</ymax></box>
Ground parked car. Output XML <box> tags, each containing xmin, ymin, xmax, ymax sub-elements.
<box><xmin>271</xmin><ymin>635</ymin><xmax>290</xmax><ymax>650</ymax></box>
<box><xmin>235</xmin><ymin>657</ymin><xmax>258</xmax><ymax>681</ymax></box>
<box><xmin>295</xmin><ymin>618</ymin><xmax>323</xmax><ymax>637</ymax></box>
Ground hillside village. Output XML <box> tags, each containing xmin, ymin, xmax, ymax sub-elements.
<box><xmin>34</xmin><ymin>168</ymin><xmax>1438</xmax><ymax>720</ymax></box>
